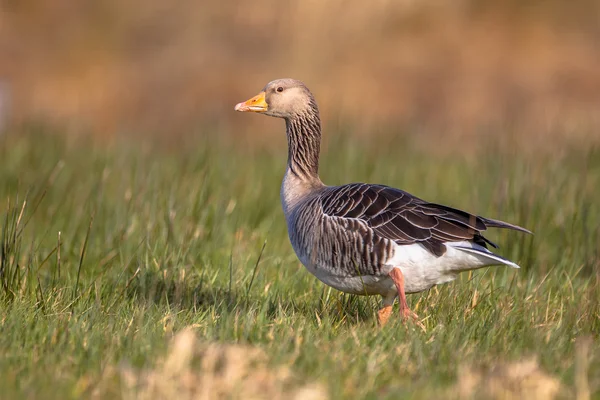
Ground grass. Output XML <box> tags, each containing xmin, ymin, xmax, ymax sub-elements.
<box><xmin>0</xmin><ymin>126</ymin><xmax>599</xmax><ymax>399</ymax></box>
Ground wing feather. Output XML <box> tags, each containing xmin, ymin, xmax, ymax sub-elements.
<box><xmin>320</xmin><ymin>183</ymin><xmax>529</xmax><ymax>257</ymax></box>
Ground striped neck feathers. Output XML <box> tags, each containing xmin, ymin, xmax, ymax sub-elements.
<box><xmin>285</xmin><ymin>101</ymin><xmax>322</xmax><ymax>181</ymax></box>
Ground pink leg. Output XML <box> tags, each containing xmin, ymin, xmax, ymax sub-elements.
<box><xmin>389</xmin><ymin>268</ymin><xmax>425</xmax><ymax>330</ymax></box>
<box><xmin>377</xmin><ymin>304</ymin><xmax>393</xmax><ymax>326</ymax></box>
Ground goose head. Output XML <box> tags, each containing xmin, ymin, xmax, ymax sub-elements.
<box><xmin>234</xmin><ymin>78</ymin><xmax>316</xmax><ymax>119</ymax></box>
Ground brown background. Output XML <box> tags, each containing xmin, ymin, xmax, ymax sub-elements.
<box><xmin>1</xmin><ymin>0</ymin><xmax>599</xmax><ymax>147</ymax></box>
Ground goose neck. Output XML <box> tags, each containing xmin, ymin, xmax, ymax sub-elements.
<box><xmin>285</xmin><ymin>110</ymin><xmax>322</xmax><ymax>182</ymax></box>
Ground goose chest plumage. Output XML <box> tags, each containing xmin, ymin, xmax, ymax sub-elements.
<box><xmin>235</xmin><ymin>78</ymin><xmax>531</xmax><ymax>326</ymax></box>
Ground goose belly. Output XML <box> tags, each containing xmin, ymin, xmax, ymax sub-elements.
<box><xmin>298</xmin><ymin>255</ymin><xmax>451</xmax><ymax>296</ymax></box>
<box><xmin>294</xmin><ymin>241</ymin><xmax>500</xmax><ymax>296</ymax></box>
<box><xmin>290</xmin><ymin>235</ymin><xmax>396</xmax><ymax>295</ymax></box>
<box><xmin>290</xmin><ymin>242</ymin><xmax>448</xmax><ymax>296</ymax></box>
<box><xmin>307</xmin><ymin>263</ymin><xmax>395</xmax><ymax>295</ymax></box>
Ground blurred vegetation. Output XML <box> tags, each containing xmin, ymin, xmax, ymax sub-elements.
<box><xmin>0</xmin><ymin>0</ymin><xmax>599</xmax><ymax>147</ymax></box>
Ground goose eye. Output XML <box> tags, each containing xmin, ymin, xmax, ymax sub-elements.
<box><xmin>276</xmin><ymin>87</ymin><xmax>284</xmax><ymax>93</ymax></box>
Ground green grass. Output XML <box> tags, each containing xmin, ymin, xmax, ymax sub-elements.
<box><xmin>0</xmin><ymin>127</ymin><xmax>599</xmax><ymax>399</ymax></box>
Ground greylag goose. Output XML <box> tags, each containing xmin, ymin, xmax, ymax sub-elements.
<box><xmin>234</xmin><ymin>78</ymin><xmax>531</xmax><ymax>327</ymax></box>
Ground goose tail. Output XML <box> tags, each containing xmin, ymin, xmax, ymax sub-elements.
<box><xmin>448</xmin><ymin>243</ymin><xmax>521</xmax><ymax>269</ymax></box>
<box><xmin>481</xmin><ymin>217</ymin><xmax>532</xmax><ymax>235</ymax></box>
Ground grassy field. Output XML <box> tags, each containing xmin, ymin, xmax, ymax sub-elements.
<box><xmin>0</xmin><ymin>127</ymin><xmax>599</xmax><ymax>399</ymax></box>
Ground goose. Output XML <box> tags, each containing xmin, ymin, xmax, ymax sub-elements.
<box><xmin>234</xmin><ymin>78</ymin><xmax>531</xmax><ymax>327</ymax></box>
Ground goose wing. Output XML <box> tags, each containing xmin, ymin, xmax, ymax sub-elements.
<box><xmin>319</xmin><ymin>183</ymin><xmax>530</xmax><ymax>257</ymax></box>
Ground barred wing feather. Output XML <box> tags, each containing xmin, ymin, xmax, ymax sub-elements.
<box><xmin>319</xmin><ymin>183</ymin><xmax>530</xmax><ymax>257</ymax></box>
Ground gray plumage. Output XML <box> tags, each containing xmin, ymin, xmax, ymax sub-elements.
<box><xmin>235</xmin><ymin>78</ymin><xmax>531</xmax><ymax>325</ymax></box>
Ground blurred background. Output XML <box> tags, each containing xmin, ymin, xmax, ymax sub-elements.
<box><xmin>1</xmin><ymin>0</ymin><xmax>599</xmax><ymax>149</ymax></box>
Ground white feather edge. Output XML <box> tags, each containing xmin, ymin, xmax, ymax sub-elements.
<box><xmin>447</xmin><ymin>243</ymin><xmax>521</xmax><ymax>269</ymax></box>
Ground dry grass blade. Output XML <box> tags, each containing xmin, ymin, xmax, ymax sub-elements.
<box><xmin>246</xmin><ymin>239</ymin><xmax>267</xmax><ymax>297</ymax></box>
<box><xmin>72</xmin><ymin>211</ymin><xmax>95</xmax><ymax>310</ymax></box>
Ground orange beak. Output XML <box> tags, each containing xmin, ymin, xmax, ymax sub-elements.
<box><xmin>234</xmin><ymin>91</ymin><xmax>268</xmax><ymax>113</ymax></box>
